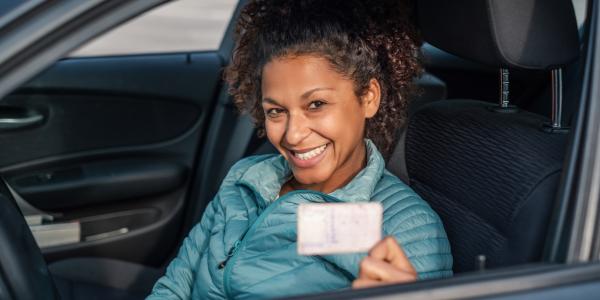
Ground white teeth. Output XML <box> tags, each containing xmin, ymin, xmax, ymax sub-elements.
<box><xmin>294</xmin><ymin>144</ymin><xmax>327</xmax><ymax>160</ymax></box>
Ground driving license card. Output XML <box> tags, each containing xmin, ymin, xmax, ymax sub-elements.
<box><xmin>297</xmin><ymin>202</ymin><xmax>382</xmax><ymax>255</ymax></box>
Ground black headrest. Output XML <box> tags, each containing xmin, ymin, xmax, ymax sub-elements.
<box><xmin>417</xmin><ymin>0</ymin><xmax>580</xmax><ymax>70</ymax></box>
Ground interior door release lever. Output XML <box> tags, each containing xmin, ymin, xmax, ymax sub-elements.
<box><xmin>0</xmin><ymin>106</ymin><xmax>44</xmax><ymax>131</ymax></box>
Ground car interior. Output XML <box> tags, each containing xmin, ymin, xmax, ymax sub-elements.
<box><xmin>0</xmin><ymin>0</ymin><xmax>591</xmax><ymax>299</ymax></box>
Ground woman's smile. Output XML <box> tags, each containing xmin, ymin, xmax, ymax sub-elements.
<box><xmin>287</xmin><ymin>143</ymin><xmax>330</xmax><ymax>168</ymax></box>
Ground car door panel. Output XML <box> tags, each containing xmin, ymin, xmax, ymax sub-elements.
<box><xmin>0</xmin><ymin>51</ymin><xmax>224</xmax><ymax>267</ymax></box>
<box><xmin>8</xmin><ymin>158</ymin><xmax>187</xmax><ymax>210</ymax></box>
<box><xmin>39</xmin><ymin>187</ymin><xmax>186</xmax><ymax>266</ymax></box>
<box><xmin>19</xmin><ymin>53</ymin><xmax>223</xmax><ymax>102</ymax></box>
<box><xmin>0</xmin><ymin>94</ymin><xmax>201</xmax><ymax>166</ymax></box>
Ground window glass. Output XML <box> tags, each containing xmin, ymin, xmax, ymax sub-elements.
<box><xmin>573</xmin><ymin>0</ymin><xmax>587</xmax><ymax>27</ymax></box>
<box><xmin>69</xmin><ymin>0</ymin><xmax>237</xmax><ymax>57</ymax></box>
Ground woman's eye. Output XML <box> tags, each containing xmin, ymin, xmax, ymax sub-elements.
<box><xmin>308</xmin><ymin>100</ymin><xmax>325</xmax><ymax>110</ymax></box>
<box><xmin>266</xmin><ymin>108</ymin><xmax>283</xmax><ymax>118</ymax></box>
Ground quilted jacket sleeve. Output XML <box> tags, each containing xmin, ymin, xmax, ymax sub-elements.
<box><xmin>382</xmin><ymin>188</ymin><xmax>454</xmax><ymax>279</ymax></box>
<box><xmin>146</xmin><ymin>198</ymin><xmax>221</xmax><ymax>299</ymax></box>
<box><xmin>321</xmin><ymin>180</ymin><xmax>454</xmax><ymax>281</ymax></box>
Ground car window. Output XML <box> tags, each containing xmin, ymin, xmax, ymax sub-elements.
<box><xmin>573</xmin><ymin>0</ymin><xmax>587</xmax><ymax>27</ymax></box>
<box><xmin>68</xmin><ymin>0</ymin><xmax>237</xmax><ymax>57</ymax></box>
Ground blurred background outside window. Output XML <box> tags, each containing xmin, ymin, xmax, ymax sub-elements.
<box><xmin>69</xmin><ymin>0</ymin><xmax>237</xmax><ymax>57</ymax></box>
<box><xmin>69</xmin><ymin>0</ymin><xmax>587</xmax><ymax>58</ymax></box>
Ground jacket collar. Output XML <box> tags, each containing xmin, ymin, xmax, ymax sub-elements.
<box><xmin>238</xmin><ymin>139</ymin><xmax>384</xmax><ymax>205</ymax></box>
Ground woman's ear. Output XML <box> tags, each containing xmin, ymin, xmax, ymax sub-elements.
<box><xmin>362</xmin><ymin>78</ymin><xmax>381</xmax><ymax>118</ymax></box>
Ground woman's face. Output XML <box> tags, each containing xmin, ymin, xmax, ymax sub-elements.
<box><xmin>261</xmin><ymin>55</ymin><xmax>380</xmax><ymax>192</ymax></box>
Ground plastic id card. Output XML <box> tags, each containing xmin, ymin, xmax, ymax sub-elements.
<box><xmin>297</xmin><ymin>202</ymin><xmax>382</xmax><ymax>255</ymax></box>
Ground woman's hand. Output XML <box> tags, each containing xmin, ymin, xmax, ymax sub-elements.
<box><xmin>352</xmin><ymin>236</ymin><xmax>417</xmax><ymax>289</ymax></box>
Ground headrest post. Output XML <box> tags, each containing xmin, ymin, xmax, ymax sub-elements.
<box><xmin>492</xmin><ymin>68</ymin><xmax>517</xmax><ymax>113</ymax></box>
<box><xmin>551</xmin><ymin>69</ymin><xmax>564</xmax><ymax>128</ymax></box>
<box><xmin>543</xmin><ymin>68</ymin><xmax>569</xmax><ymax>133</ymax></box>
<box><xmin>499</xmin><ymin>68</ymin><xmax>510</xmax><ymax>108</ymax></box>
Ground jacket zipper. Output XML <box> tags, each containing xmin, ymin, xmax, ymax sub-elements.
<box><xmin>221</xmin><ymin>189</ymin><xmax>341</xmax><ymax>299</ymax></box>
<box><xmin>218</xmin><ymin>240</ymin><xmax>241</xmax><ymax>269</ymax></box>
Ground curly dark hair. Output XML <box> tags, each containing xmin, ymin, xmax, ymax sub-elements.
<box><xmin>224</xmin><ymin>0</ymin><xmax>422</xmax><ymax>158</ymax></box>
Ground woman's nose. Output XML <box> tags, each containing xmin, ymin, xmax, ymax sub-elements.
<box><xmin>284</xmin><ymin>113</ymin><xmax>310</xmax><ymax>146</ymax></box>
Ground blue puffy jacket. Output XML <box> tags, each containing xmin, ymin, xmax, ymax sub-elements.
<box><xmin>147</xmin><ymin>140</ymin><xmax>452</xmax><ymax>299</ymax></box>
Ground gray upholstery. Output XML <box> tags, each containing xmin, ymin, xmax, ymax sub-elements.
<box><xmin>399</xmin><ymin>0</ymin><xmax>579</xmax><ymax>274</ymax></box>
<box><xmin>394</xmin><ymin>100</ymin><xmax>567</xmax><ymax>272</ymax></box>
<box><xmin>387</xmin><ymin>73</ymin><xmax>447</xmax><ymax>184</ymax></box>
<box><xmin>417</xmin><ymin>0</ymin><xmax>580</xmax><ymax>69</ymax></box>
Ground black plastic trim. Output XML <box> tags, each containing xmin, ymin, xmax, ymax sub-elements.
<box><xmin>281</xmin><ymin>263</ymin><xmax>600</xmax><ymax>300</ymax></box>
<box><xmin>10</xmin><ymin>159</ymin><xmax>187</xmax><ymax>210</ymax></box>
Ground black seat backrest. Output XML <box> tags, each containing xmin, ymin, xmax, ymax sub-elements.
<box><xmin>404</xmin><ymin>100</ymin><xmax>567</xmax><ymax>272</ymax></box>
<box><xmin>400</xmin><ymin>0</ymin><xmax>581</xmax><ymax>273</ymax></box>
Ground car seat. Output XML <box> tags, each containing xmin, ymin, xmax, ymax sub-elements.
<box><xmin>388</xmin><ymin>0</ymin><xmax>581</xmax><ymax>273</ymax></box>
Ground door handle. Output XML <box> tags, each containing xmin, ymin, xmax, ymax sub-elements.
<box><xmin>0</xmin><ymin>106</ymin><xmax>44</xmax><ymax>130</ymax></box>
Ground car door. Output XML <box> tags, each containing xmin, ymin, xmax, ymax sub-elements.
<box><xmin>0</xmin><ymin>0</ymin><xmax>238</xmax><ymax>270</ymax></box>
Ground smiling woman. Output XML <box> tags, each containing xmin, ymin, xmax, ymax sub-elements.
<box><xmin>227</xmin><ymin>0</ymin><xmax>422</xmax><ymax>160</ymax></box>
<box><xmin>261</xmin><ymin>56</ymin><xmax>381</xmax><ymax>193</ymax></box>
<box><xmin>146</xmin><ymin>0</ymin><xmax>452</xmax><ymax>299</ymax></box>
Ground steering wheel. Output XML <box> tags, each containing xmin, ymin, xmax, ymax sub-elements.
<box><xmin>0</xmin><ymin>179</ymin><xmax>59</xmax><ymax>300</ymax></box>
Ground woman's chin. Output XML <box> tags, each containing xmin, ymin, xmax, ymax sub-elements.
<box><xmin>291</xmin><ymin>169</ymin><xmax>333</xmax><ymax>188</ymax></box>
